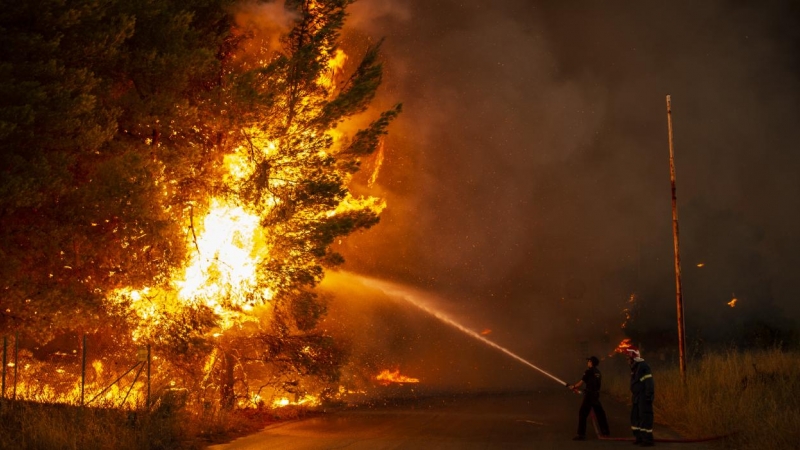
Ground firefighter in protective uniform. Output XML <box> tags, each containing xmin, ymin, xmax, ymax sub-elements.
<box><xmin>567</xmin><ymin>356</ymin><xmax>610</xmax><ymax>440</ymax></box>
<box><xmin>624</xmin><ymin>346</ymin><xmax>655</xmax><ymax>446</ymax></box>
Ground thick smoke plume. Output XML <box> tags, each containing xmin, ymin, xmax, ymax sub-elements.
<box><xmin>330</xmin><ymin>0</ymin><xmax>800</xmax><ymax>378</ymax></box>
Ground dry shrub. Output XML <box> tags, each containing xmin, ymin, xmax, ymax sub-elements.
<box><xmin>0</xmin><ymin>391</ymin><xmax>291</xmax><ymax>450</ymax></box>
<box><xmin>0</xmin><ymin>396</ymin><xmax>199</xmax><ymax>450</ymax></box>
<box><xmin>606</xmin><ymin>349</ymin><xmax>800</xmax><ymax>449</ymax></box>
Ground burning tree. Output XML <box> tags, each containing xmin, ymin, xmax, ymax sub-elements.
<box><xmin>0</xmin><ymin>0</ymin><xmax>399</xmax><ymax>409</ymax></box>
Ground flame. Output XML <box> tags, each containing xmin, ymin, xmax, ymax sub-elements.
<box><xmin>375</xmin><ymin>369</ymin><xmax>420</xmax><ymax>385</ymax></box>
<box><xmin>697</xmin><ymin>263</ymin><xmax>705</xmax><ymax>268</ymax></box>
<box><xmin>318</xmin><ymin>48</ymin><xmax>347</xmax><ymax>89</ymax></box>
<box><xmin>328</xmin><ymin>49</ymin><xmax>348</xmax><ymax>72</ymax></box>
<box><xmin>728</xmin><ymin>296</ymin><xmax>737</xmax><ymax>308</ymax></box>
<box><xmin>176</xmin><ymin>199</ymin><xmax>271</xmax><ymax>310</ymax></box>
<box><xmin>10</xmin><ymin>357</ymin><xmax>145</xmax><ymax>407</ymax></box>
<box><xmin>111</xmin><ymin>194</ymin><xmax>275</xmax><ymax>336</ymax></box>
<box><xmin>612</xmin><ymin>338</ymin><xmax>634</xmax><ymax>355</ymax></box>
<box><xmin>79</xmin><ymin>7</ymin><xmax>390</xmax><ymax>412</ymax></box>
<box><xmin>92</xmin><ymin>360</ymin><xmax>103</xmax><ymax>377</ymax></box>
<box><xmin>368</xmin><ymin>139</ymin><xmax>385</xmax><ymax>188</ymax></box>
<box><xmin>271</xmin><ymin>394</ymin><xmax>320</xmax><ymax>408</ymax></box>
<box><xmin>326</xmin><ymin>194</ymin><xmax>386</xmax><ymax>218</ymax></box>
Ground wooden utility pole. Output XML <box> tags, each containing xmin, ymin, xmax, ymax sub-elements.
<box><xmin>666</xmin><ymin>95</ymin><xmax>687</xmax><ymax>381</ymax></box>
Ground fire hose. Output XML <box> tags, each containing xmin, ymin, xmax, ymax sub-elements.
<box><xmin>588</xmin><ymin>411</ymin><xmax>731</xmax><ymax>443</ymax></box>
<box><xmin>598</xmin><ymin>435</ymin><xmax>729</xmax><ymax>443</ymax></box>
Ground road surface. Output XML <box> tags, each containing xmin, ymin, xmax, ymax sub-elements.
<box><xmin>208</xmin><ymin>389</ymin><xmax>713</xmax><ymax>450</ymax></box>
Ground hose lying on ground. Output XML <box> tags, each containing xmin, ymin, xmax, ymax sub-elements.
<box><xmin>591</xmin><ymin>413</ymin><xmax>731</xmax><ymax>443</ymax></box>
<box><xmin>597</xmin><ymin>435</ymin><xmax>729</xmax><ymax>443</ymax></box>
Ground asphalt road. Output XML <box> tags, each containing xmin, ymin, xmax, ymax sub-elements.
<box><xmin>208</xmin><ymin>390</ymin><xmax>713</xmax><ymax>450</ymax></box>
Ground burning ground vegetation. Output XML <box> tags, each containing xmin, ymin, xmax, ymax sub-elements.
<box><xmin>0</xmin><ymin>0</ymin><xmax>403</xmax><ymax>435</ymax></box>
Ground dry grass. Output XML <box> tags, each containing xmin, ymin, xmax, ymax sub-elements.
<box><xmin>0</xmin><ymin>400</ymin><xmax>197</xmax><ymax>450</ymax></box>
<box><xmin>606</xmin><ymin>349</ymin><xmax>800</xmax><ymax>449</ymax></box>
<box><xmin>0</xmin><ymin>396</ymin><xmax>294</xmax><ymax>450</ymax></box>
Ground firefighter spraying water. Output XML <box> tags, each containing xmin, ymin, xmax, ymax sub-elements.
<box><xmin>567</xmin><ymin>356</ymin><xmax>611</xmax><ymax>441</ymax></box>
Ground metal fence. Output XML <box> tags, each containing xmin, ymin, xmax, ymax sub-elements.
<box><xmin>1</xmin><ymin>333</ymin><xmax>152</xmax><ymax>410</ymax></box>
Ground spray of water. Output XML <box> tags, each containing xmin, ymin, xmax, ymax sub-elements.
<box><xmin>353</xmin><ymin>274</ymin><xmax>568</xmax><ymax>386</ymax></box>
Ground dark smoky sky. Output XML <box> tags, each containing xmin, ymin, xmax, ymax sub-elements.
<box><xmin>328</xmin><ymin>0</ymin><xmax>800</xmax><ymax>368</ymax></box>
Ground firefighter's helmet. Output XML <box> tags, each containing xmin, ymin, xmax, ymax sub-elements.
<box><xmin>623</xmin><ymin>346</ymin><xmax>640</xmax><ymax>359</ymax></box>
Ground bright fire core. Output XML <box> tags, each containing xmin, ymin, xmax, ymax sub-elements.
<box><xmin>178</xmin><ymin>200</ymin><xmax>272</xmax><ymax>313</ymax></box>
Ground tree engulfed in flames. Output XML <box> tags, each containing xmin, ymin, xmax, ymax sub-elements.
<box><xmin>0</xmin><ymin>0</ymin><xmax>400</xmax><ymax>412</ymax></box>
<box><xmin>126</xmin><ymin>0</ymin><xmax>398</xmax><ymax>409</ymax></box>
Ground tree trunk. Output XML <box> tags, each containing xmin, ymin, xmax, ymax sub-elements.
<box><xmin>220</xmin><ymin>351</ymin><xmax>236</xmax><ymax>410</ymax></box>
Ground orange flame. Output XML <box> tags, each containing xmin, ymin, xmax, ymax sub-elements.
<box><xmin>375</xmin><ymin>369</ymin><xmax>419</xmax><ymax>385</ymax></box>
<box><xmin>613</xmin><ymin>338</ymin><xmax>634</xmax><ymax>355</ymax></box>
<box><xmin>367</xmin><ymin>139</ymin><xmax>385</xmax><ymax>188</ymax></box>
<box><xmin>271</xmin><ymin>394</ymin><xmax>320</xmax><ymax>409</ymax></box>
<box><xmin>728</xmin><ymin>297</ymin><xmax>737</xmax><ymax>308</ymax></box>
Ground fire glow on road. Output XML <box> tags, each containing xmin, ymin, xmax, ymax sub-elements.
<box><xmin>353</xmin><ymin>274</ymin><xmax>568</xmax><ymax>386</ymax></box>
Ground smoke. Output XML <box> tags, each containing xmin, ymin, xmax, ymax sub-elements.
<box><xmin>348</xmin><ymin>0</ymin><xmax>411</xmax><ymax>33</ymax></box>
<box><xmin>233</xmin><ymin>0</ymin><xmax>298</xmax><ymax>56</ymax></box>
<box><xmin>327</xmin><ymin>0</ymin><xmax>800</xmax><ymax>369</ymax></box>
<box><xmin>318</xmin><ymin>271</ymin><xmax>561</xmax><ymax>394</ymax></box>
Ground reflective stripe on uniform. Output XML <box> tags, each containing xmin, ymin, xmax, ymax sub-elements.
<box><xmin>640</xmin><ymin>374</ymin><xmax>652</xmax><ymax>382</ymax></box>
<box><xmin>631</xmin><ymin>426</ymin><xmax>641</xmax><ymax>431</ymax></box>
<box><xmin>641</xmin><ymin>429</ymin><xmax>653</xmax><ymax>433</ymax></box>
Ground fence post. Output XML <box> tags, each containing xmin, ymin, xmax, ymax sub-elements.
<box><xmin>2</xmin><ymin>336</ymin><xmax>6</xmax><ymax>400</ymax></box>
<box><xmin>13</xmin><ymin>333</ymin><xmax>18</xmax><ymax>400</ymax></box>
<box><xmin>146</xmin><ymin>344</ymin><xmax>151</xmax><ymax>409</ymax></box>
<box><xmin>80</xmin><ymin>334</ymin><xmax>86</xmax><ymax>406</ymax></box>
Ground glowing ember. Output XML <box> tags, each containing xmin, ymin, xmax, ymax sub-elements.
<box><xmin>728</xmin><ymin>296</ymin><xmax>737</xmax><ymax>308</ymax></box>
<box><xmin>480</xmin><ymin>328</ymin><xmax>492</xmax><ymax>336</ymax></box>
<box><xmin>621</xmin><ymin>293</ymin><xmax>637</xmax><ymax>329</ymax></box>
<box><xmin>697</xmin><ymin>263</ymin><xmax>705</xmax><ymax>267</ymax></box>
<box><xmin>375</xmin><ymin>369</ymin><xmax>420</xmax><ymax>385</ymax></box>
